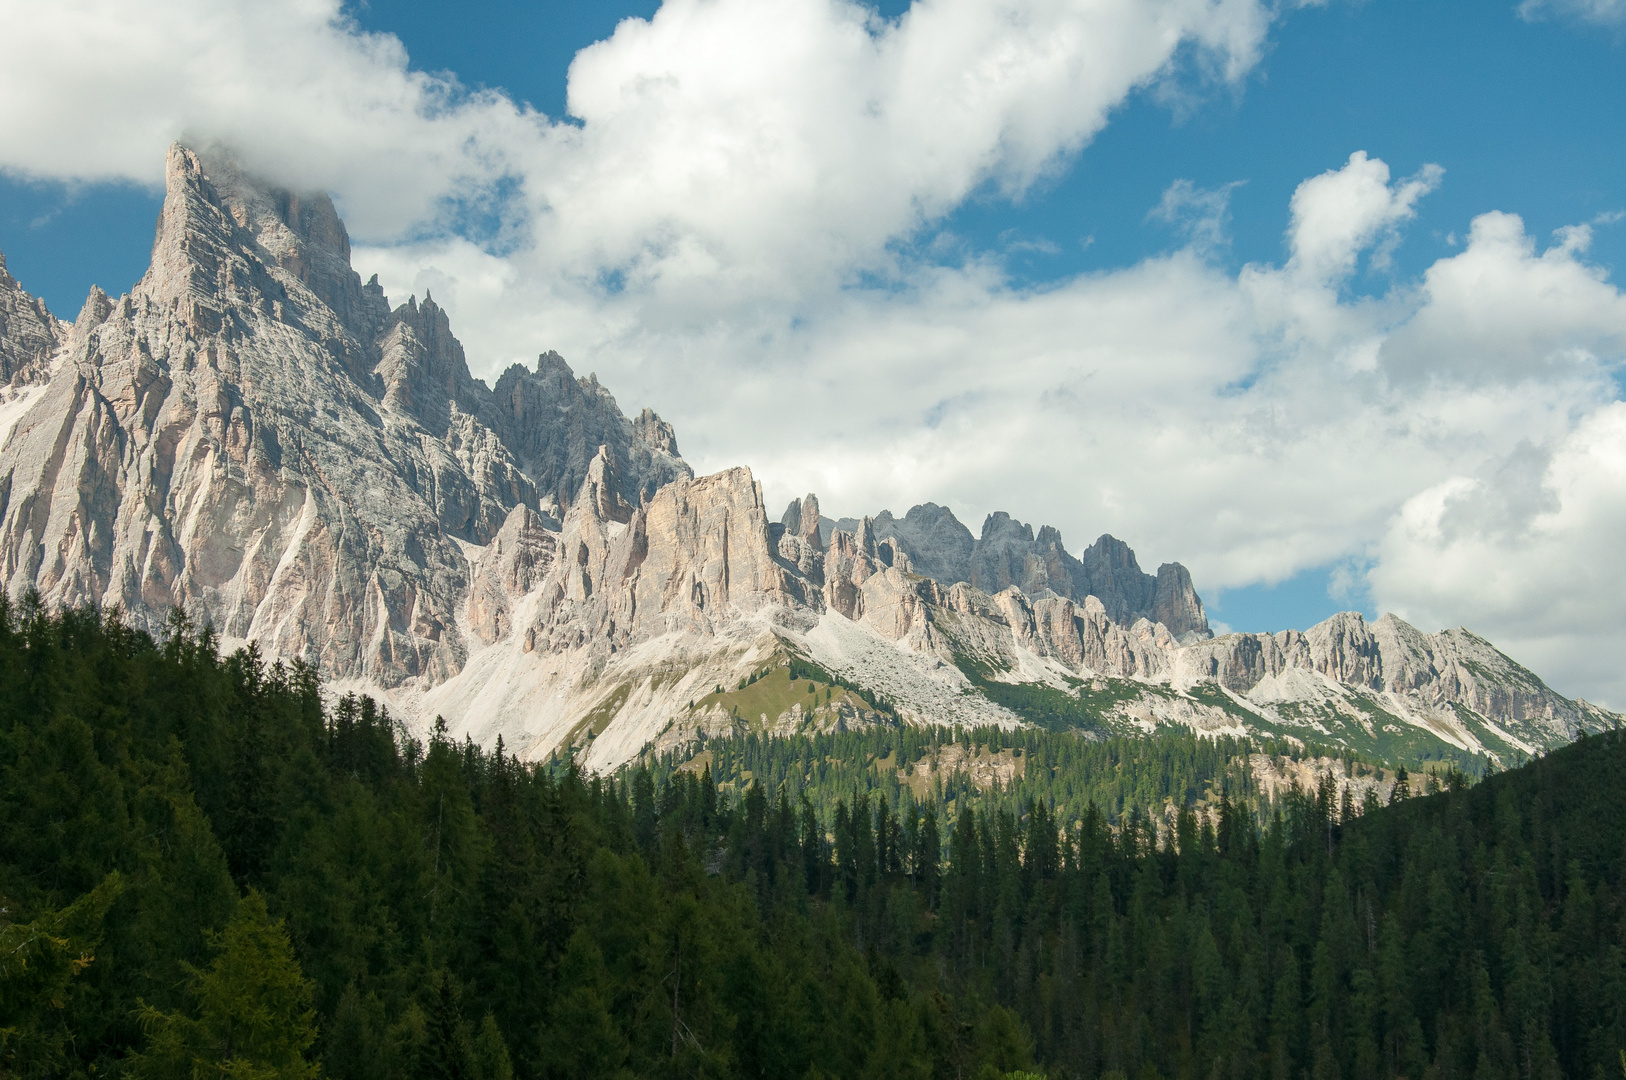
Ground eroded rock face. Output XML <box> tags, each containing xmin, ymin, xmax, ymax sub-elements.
<box><xmin>1156</xmin><ymin>610</ymin><xmax>1606</xmax><ymax>748</ymax></box>
<box><xmin>491</xmin><ymin>352</ymin><xmax>690</xmax><ymax>512</ymax></box>
<box><xmin>0</xmin><ymin>253</ymin><xmax>63</xmax><ymax>387</ymax></box>
<box><xmin>870</xmin><ymin>503</ymin><xmax>972</xmax><ymax>584</ymax></box>
<box><xmin>860</xmin><ymin>502</ymin><xmax>1212</xmax><ymax>643</ymax></box>
<box><xmin>0</xmin><ymin>147</ymin><xmax>463</xmax><ymax>682</ymax></box>
<box><xmin>969</xmin><ymin>513</ymin><xmax>1063</xmax><ymax>597</ymax></box>
<box><xmin>466</xmin><ymin>505</ymin><xmax>558</xmax><ymax>647</ymax></box>
<box><xmin>0</xmin><ymin>144</ymin><xmax>685</xmax><ymax>690</ymax></box>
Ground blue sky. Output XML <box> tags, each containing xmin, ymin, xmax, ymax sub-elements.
<box><xmin>2</xmin><ymin>0</ymin><xmax>1624</xmax><ymax>688</ymax></box>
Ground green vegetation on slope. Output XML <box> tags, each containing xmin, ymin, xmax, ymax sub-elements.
<box><xmin>686</xmin><ymin>660</ymin><xmax>879</xmax><ymax>730</ymax></box>
<box><xmin>956</xmin><ymin>654</ymin><xmax>1514</xmax><ymax>773</ymax></box>
<box><xmin>953</xmin><ymin>654</ymin><xmax>1142</xmax><ymax>733</ymax></box>
<box><xmin>0</xmin><ymin>601</ymin><xmax>1032</xmax><ymax>1079</ymax></box>
<box><xmin>643</xmin><ymin>725</ymin><xmax>1315</xmax><ymax>834</ymax></box>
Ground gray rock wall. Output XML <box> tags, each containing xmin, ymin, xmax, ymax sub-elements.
<box><xmin>0</xmin><ymin>144</ymin><xmax>690</xmax><ymax>690</ymax></box>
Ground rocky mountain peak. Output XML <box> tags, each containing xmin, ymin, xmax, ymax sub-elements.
<box><xmin>196</xmin><ymin>144</ymin><xmax>382</xmax><ymax>340</ymax></box>
<box><xmin>1151</xmin><ymin>563</ymin><xmax>1208</xmax><ymax>640</ymax></box>
<box><xmin>0</xmin><ymin>141</ymin><xmax>694</xmax><ymax>693</ymax></box>
<box><xmin>1075</xmin><ymin>534</ymin><xmax>1153</xmax><ymax>617</ymax></box>
<box><xmin>980</xmin><ymin>511</ymin><xmax>1034</xmax><ymax>545</ymax></box>
<box><xmin>376</xmin><ymin>291</ymin><xmax>477</xmax><ymax>434</ymax></box>
<box><xmin>970</xmin><ymin>512</ymin><xmax>1057</xmax><ymax>596</ymax></box>
<box><xmin>0</xmin><ymin>250</ymin><xmax>62</xmax><ymax>386</ymax></box>
<box><xmin>633</xmin><ymin>407</ymin><xmax>681</xmax><ymax>457</ymax></box>
<box><xmin>870</xmin><ymin>503</ymin><xmax>974</xmax><ymax>584</ymax></box>
<box><xmin>781</xmin><ymin>493</ymin><xmax>825</xmax><ymax>552</ymax></box>
<box><xmin>490</xmin><ymin>350</ymin><xmax>692</xmax><ymax>511</ymax></box>
<box><xmin>74</xmin><ymin>286</ymin><xmax>114</xmax><ymax>335</ymax></box>
<box><xmin>141</xmin><ymin>142</ymin><xmax>390</xmax><ymax>380</ymax></box>
<box><xmin>580</xmin><ymin>445</ymin><xmax>635</xmax><ymax>525</ymax></box>
<box><xmin>864</xmin><ymin>507</ymin><xmax>1209</xmax><ymax>642</ymax></box>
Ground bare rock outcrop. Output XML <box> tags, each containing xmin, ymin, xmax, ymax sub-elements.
<box><xmin>466</xmin><ymin>505</ymin><xmax>558</xmax><ymax>646</ymax></box>
<box><xmin>967</xmin><ymin>513</ymin><xmax>1070</xmax><ymax>598</ymax></box>
<box><xmin>1072</xmin><ymin>533</ymin><xmax>1210</xmax><ymax>642</ymax></box>
<box><xmin>0</xmin><ymin>144</ymin><xmax>686</xmax><ymax>691</ymax></box>
<box><xmin>0</xmin><ymin>252</ymin><xmax>64</xmax><ymax>386</ymax></box>
<box><xmin>870</xmin><ymin>503</ymin><xmax>972</xmax><ymax>584</ymax></box>
<box><xmin>490</xmin><ymin>352</ymin><xmax>690</xmax><ymax>512</ymax></box>
<box><xmin>858</xmin><ymin>501</ymin><xmax>1211</xmax><ymax>642</ymax></box>
<box><xmin>1161</xmin><ymin>610</ymin><xmax>1604</xmax><ymax>750</ymax></box>
<box><xmin>520</xmin><ymin>456</ymin><xmax>798</xmax><ymax>660</ymax></box>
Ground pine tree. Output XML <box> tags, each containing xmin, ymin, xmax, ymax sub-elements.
<box><xmin>469</xmin><ymin>1012</ymin><xmax>513</xmax><ymax>1080</ymax></box>
<box><xmin>538</xmin><ymin>929</ymin><xmax>628</xmax><ymax>1080</ymax></box>
<box><xmin>130</xmin><ymin>889</ymin><xmax>320</xmax><ymax>1080</ymax></box>
<box><xmin>420</xmin><ymin>970</ymin><xmax>471</xmax><ymax>1080</ymax></box>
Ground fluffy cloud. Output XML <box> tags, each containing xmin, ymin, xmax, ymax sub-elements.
<box><xmin>1380</xmin><ymin>213</ymin><xmax>1626</xmax><ymax>385</ymax></box>
<box><xmin>3</xmin><ymin>0</ymin><xmax>1626</xmax><ymax>705</ymax></box>
<box><xmin>367</xmin><ymin>160</ymin><xmax>1623</xmax><ymax>653</ymax></box>
<box><xmin>0</xmin><ymin>0</ymin><xmax>1272</xmax><ymax>277</ymax></box>
<box><xmin>1149</xmin><ymin>179</ymin><xmax>1245</xmax><ymax>256</ymax></box>
<box><xmin>507</xmin><ymin>0</ymin><xmax>1277</xmax><ymax>322</ymax></box>
<box><xmin>1372</xmin><ymin>405</ymin><xmax>1626</xmax><ymax>705</ymax></box>
<box><xmin>0</xmin><ymin>0</ymin><xmax>535</xmax><ymax>237</ymax></box>
<box><xmin>1283</xmin><ymin>151</ymin><xmax>1441</xmax><ymax>284</ymax></box>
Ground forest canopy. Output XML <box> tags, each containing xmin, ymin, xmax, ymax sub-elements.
<box><xmin>1</xmin><ymin>599</ymin><xmax>1622</xmax><ymax>1080</ymax></box>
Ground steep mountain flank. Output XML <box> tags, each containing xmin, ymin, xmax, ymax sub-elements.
<box><xmin>0</xmin><ymin>252</ymin><xmax>64</xmax><ymax>387</ymax></box>
<box><xmin>0</xmin><ymin>145</ymin><xmax>683</xmax><ymax>688</ymax></box>
<box><xmin>0</xmin><ymin>143</ymin><xmax>1615</xmax><ymax>772</ymax></box>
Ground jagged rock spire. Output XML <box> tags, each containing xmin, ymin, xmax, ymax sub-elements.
<box><xmin>0</xmin><ymin>249</ymin><xmax>63</xmax><ymax>386</ymax></box>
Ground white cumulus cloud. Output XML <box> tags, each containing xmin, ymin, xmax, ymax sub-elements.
<box><xmin>1372</xmin><ymin>404</ymin><xmax>1626</xmax><ymax>706</ymax></box>
<box><xmin>1284</xmin><ymin>151</ymin><xmax>1441</xmax><ymax>284</ymax></box>
<box><xmin>0</xmin><ymin>0</ymin><xmax>537</xmax><ymax>237</ymax></box>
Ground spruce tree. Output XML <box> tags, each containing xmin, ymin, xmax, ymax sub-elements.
<box><xmin>130</xmin><ymin>890</ymin><xmax>320</xmax><ymax>1080</ymax></box>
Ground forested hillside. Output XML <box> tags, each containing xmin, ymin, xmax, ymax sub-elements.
<box><xmin>639</xmin><ymin>725</ymin><xmax>1409</xmax><ymax>845</ymax></box>
<box><xmin>2</xmin><ymin>600</ymin><xmax>1623</xmax><ymax>1080</ymax></box>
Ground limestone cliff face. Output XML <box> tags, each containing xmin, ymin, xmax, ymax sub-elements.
<box><xmin>465</xmin><ymin>505</ymin><xmax>557</xmax><ymax>647</ymax></box>
<box><xmin>1153</xmin><ymin>610</ymin><xmax>1606</xmax><ymax>752</ymax></box>
<box><xmin>491</xmin><ymin>353</ymin><xmax>691</xmax><ymax>512</ymax></box>
<box><xmin>0</xmin><ymin>144</ymin><xmax>683</xmax><ymax>689</ymax></box>
<box><xmin>0</xmin><ymin>253</ymin><xmax>64</xmax><ymax>387</ymax></box>
<box><xmin>870</xmin><ymin>503</ymin><xmax>971</xmax><ymax>584</ymax></box>
<box><xmin>529</xmin><ymin>453</ymin><xmax>799</xmax><ymax>656</ymax></box>
<box><xmin>0</xmin><ymin>145</ymin><xmax>466</xmax><ymax>683</ymax></box>
<box><xmin>796</xmin><ymin>500</ymin><xmax>1212</xmax><ymax>644</ymax></box>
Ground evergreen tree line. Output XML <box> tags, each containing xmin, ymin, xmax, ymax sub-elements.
<box><xmin>639</xmin><ymin>726</ymin><xmax>1401</xmax><ymax>842</ymax></box>
<box><xmin>3</xmin><ymin>601</ymin><xmax>1624</xmax><ymax>1080</ymax></box>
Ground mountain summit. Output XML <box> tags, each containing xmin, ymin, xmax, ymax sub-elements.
<box><xmin>0</xmin><ymin>144</ymin><xmax>685</xmax><ymax>687</ymax></box>
<box><xmin>0</xmin><ymin>146</ymin><xmax>1615</xmax><ymax>769</ymax></box>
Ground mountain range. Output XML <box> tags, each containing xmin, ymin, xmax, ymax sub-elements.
<box><xmin>1</xmin><ymin>144</ymin><xmax>1617</xmax><ymax>771</ymax></box>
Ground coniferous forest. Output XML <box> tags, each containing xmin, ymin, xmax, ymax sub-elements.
<box><xmin>2</xmin><ymin>600</ymin><xmax>1624</xmax><ymax>1080</ymax></box>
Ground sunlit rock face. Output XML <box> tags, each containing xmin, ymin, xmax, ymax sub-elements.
<box><xmin>0</xmin><ymin>144</ymin><xmax>685</xmax><ymax>689</ymax></box>
<box><xmin>0</xmin><ymin>143</ymin><xmax>1614</xmax><ymax>772</ymax></box>
<box><xmin>0</xmin><ymin>252</ymin><xmax>63</xmax><ymax>388</ymax></box>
